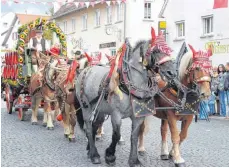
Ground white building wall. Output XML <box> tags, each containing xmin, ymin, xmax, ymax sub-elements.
<box><xmin>125</xmin><ymin>0</ymin><xmax>164</xmax><ymax>46</ymax></box>
<box><xmin>164</xmin><ymin>0</ymin><xmax>229</xmax><ymax>66</ymax></box>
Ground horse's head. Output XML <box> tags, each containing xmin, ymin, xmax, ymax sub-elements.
<box><xmin>143</xmin><ymin>28</ymin><xmax>176</xmax><ymax>80</ymax></box>
<box><xmin>179</xmin><ymin>45</ymin><xmax>212</xmax><ymax>99</ymax></box>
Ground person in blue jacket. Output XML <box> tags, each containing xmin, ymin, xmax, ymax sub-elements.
<box><xmin>217</xmin><ymin>64</ymin><xmax>226</xmax><ymax>117</ymax></box>
<box><xmin>224</xmin><ymin>62</ymin><xmax>229</xmax><ymax>119</ymax></box>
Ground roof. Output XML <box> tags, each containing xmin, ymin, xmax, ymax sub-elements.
<box><xmin>16</xmin><ymin>14</ymin><xmax>50</xmax><ymax>24</ymax></box>
<box><xmin>52</xmin><ymin>0</ymin><xmax>88</xmax><ymax>19</ymax></box>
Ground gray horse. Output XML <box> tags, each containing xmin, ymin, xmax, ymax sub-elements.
<box><xmin>75</xmin><ymin>39</ymin><xmax>177</xmax><ymax>166</ymax></box>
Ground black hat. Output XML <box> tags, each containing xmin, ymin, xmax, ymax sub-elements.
<box><xmin>35</xmin><ymin>25</ymin><xmax>43</xmax><ymax>33</ymax></box>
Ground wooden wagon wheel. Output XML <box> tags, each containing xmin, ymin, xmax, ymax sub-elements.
<box><xmin>17</xmin><ymin>96</ymin><xmax>25</xmax><ymax>121</ymax></box>
<box><xmin>5</xmin><ymin>84</ymin><xmax>13</xmax><ymax>114</ymax></box>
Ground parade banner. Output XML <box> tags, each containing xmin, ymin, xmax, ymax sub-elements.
<box><xmin>1</xmin><ymin>0</ymin><xmax>127</xmax><ymax>8</ymax></box>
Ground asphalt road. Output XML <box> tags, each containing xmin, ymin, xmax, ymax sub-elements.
<box><xmin>1</xmin><ymin>99</ymin><xmax>229</xmax><ymax>167</ymax></box>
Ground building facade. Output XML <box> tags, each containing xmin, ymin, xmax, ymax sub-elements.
<box><xmin>52</xmin><ymin>0</ymin><xmax>165</xmax><ymax>62</ymax></box>
<box><xmin>164</xmin><ymin>0</ymin><xmax>229</xmax><ymax>66</ymax></box>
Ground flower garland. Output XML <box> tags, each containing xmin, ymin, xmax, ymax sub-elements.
<box><xmin>11</xmin><ymin>17</ymin><xmax>67</xmax><ymax>87</ymax></box>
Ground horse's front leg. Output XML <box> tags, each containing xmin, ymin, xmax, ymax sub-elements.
<box><xmin>129</xmin><ymin>117</ymin><xmax>145</xmax><ymax>167</ymax></box>
<box><xmin>44</xmin><ymin>101</ymin><xmax>54</xmax><ymax>130</ymax></box>
<box><xmin>63</xmin><ymin>103</ymin><xmax>70</xmax><ymax>138</ymax></box>
<box><xmin>68</xmin><ymin>104</ymin><xmax>76</xmax><ymax>142</ymax></box>
<box><xmin>160</xmin><ymin>119</ymin><xmax>170</xmax><ymax>160</ymax></box>
<box><xmin>167</xmin><ymin>113</ymin><xmax>185</xmax><ymax>167</ymax></box>
<box><xmin>105</xmin><ymin>112</ymin><xmax>121</xmax><ymax>166</ymax></box>
<box><xmin>31</xmin><ymin>96</ymin><xmax>42</xmax><ymax>125</ymax></box>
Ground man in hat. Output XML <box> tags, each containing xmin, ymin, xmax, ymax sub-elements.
<box><xmin>28</xmin><ymin>29</ymin><xmax>50</xmax><ymax>72</ymax></box>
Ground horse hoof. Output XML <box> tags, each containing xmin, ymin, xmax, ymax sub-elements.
<box><xmin>47</xmin><ymin>127</ymin><xmax>54</xmax><ymax>130</ymax></box>
<box><xmin>31</xmin><ymin>122</ymin><xmax>38</xmax><ymax>125</ymax></box>
<box><xmin>161</xmin><ymin>154</ymin><xmax>169</xmax><ymax>160</ymax></box>
<box><xmin>169</xmin><ymin>154</ymin><xmax>173</xmax><ymax>159</ymax></box>
<box><xmin>69</xmin><ymin>137</ymin><xmax>76</xmax><ymax>142</ymax></box>
<box><xmin>64</xmin><ymin>134</ymin><xmax>69</xmax><ymax>138</ymax></box>
<box><xmin>91</xmin><ymin>157</ymin><xmax>101</xmax><ymax>164</ymax></box>
<box><xmin>118</xmin><ymin>140</ymin><xmax>125</xmax><ymax>145</ymax></box>
<box><xmin>42</xmin><ymin>123</ymin><xmax>47</xmax><ymax>127</ymax></box>
<box><xmin>138</xmin><ymin>151</ymin><xmax>146</xmax><ymax>156</ymax></box>
<box><xmin>175</xmin><ymin>162</ymin><xmax>186</xmax><ymax>167</ymax></box>
<box><xmin>105</xmin><ymin>155</ymin><xmax>116</xmax><ymax>166</ymax></box>
<box><xmin>129</xmin><ymin>159</ymin><xmax>143</xmax><ymax>167</ymax></box>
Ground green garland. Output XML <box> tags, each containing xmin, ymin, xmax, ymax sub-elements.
<box><xmin>10</xmin><ymin>17</ymin><xmax>67</xmax><ymax>87</ymax></box>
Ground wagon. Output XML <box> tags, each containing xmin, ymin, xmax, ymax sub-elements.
<box><xmin>2</xmin><ymin>17</ymin><xmax>67</xmax><ymax>121</ymax></box>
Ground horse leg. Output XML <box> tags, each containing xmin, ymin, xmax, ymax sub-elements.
<box><xmin>160</xmin><ymin>119</ymin><xmax>169</xmax><ymax>160</ymax></box>
<box><xmin>167</xmin><ymin>114</ymin><xmax>185</xmax><ymax>167</ymax></box>
<box><xmin>68</xmin><ymin>104</ymin><xmax>76</xmax><ymax>142</ymax></box>
<box><xmin>63</xmin><ymin>103</ymin><xmax>70</xmax><ymax>138</ymax></box>
<box><xmin>128</xmin><ymin>117</ymin><xmax>145</xmax><ymax>167</ymax></box>
<box><xmin>44</xmin><ymin>101</ymin><xmax>54</xmax><ymax>130</ymax></box>
<box><xmin>105</xmin><ymin>113</ymin><xmax>121</xmax><ymax>166</ymax></box>
<box><xmin>179</xmin><ymin>116</ymin><xmax>193</xmax><ymax>145</ymax></box>
<box><xmin>138</xmin><ymin>119</ymin><xmax>146</xmax><ymax>156</ymax></box>
<box><xmin>31</xmin><ymin>97</ymin><xmax>41</xmax><ymax>125</ymax></box>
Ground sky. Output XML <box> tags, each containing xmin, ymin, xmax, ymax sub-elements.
<box><xmin>1</xmin><ymin>2</ymin><xmax>52</xmax><ymax>15</ymax></box>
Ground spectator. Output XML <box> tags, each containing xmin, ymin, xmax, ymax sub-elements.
<box><xmin>208</xmin><ymin>67</ymin><xmax>219</xmax><ymax>115</ymax></box>
<box><xmin>217</xmin><ymin>64</ymin><xmax>226</xmax><ymax>117</ymax></box>
<box><xmin>224</xmin><ymin>62</ymin><xmax>229</xmax><ymax>119</ymax></box>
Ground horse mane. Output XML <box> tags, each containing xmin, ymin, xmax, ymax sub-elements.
<box><xmin>132</xmin><ymin>40</ymin><xmax>151</xmax><ymax>53</ymax></box>
<box><xmin>178</xmin><ymin>51</ymin><xmax>193</xmax><ymax>80</ymax></box>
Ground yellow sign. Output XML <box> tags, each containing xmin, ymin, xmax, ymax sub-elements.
<box><xmin>159</xmin><ymin>21</ymin><xmax>166</xmax><ymax>29</ymax></box>
<box><xmin>205</xmin><ymin>41</ymin><xmax>229</xmax><ymax>54</ymax></box>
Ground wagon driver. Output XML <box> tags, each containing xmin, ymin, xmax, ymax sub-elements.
<box><xmin>28</xmin><ymin>28</ymin><xmax>50</xmax><ymax>72</ymax></box>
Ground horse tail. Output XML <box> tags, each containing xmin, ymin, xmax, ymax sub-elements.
<box><xmin>74</xmin><ymin>92</ymin><xmax>84</xmax><ymax>130</ymax></box>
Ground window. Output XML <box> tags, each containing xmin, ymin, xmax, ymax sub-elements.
<box><xmin>72</xmin><ymin>19</ymin><xmax>76</xmax><ymax>32</ymax></box>
<box><xmin>12</xmin><ymin>32</ymin><xmax>18</xmax><ymax>40</ymax></box>
<box><xmin>116</xmin><ymin>3</ymin><xmax>124</xmax><ymax>22</ymax></box>
<box><xmin>176</xmin><ymin>21</ymin><xmax>185</xmax><ymax>37</ymax></box>
<box><xmin>106</xmin><ymin>6</ymin><xmax>112</xmax><ymax>24</ymax></box>
<box><xmin>95</xmin><ymin>9</ymin><xmax>100</xmax><ymax>27</ymax></box>
<box><xmin>202</xmin><ymin>16</ymin><xmax>213</xmax><ymax>35</ymax></box>
<box><xmin>63</xmin><ymin>21</ymin><xmax>67</xmax><ymax>34</ymax></box>
<box><xmin>111</xmin><ymin>49</ymin><xmax>116</xmax><ymax>56</ymax></box>
<box><xmin>82</xmin><ymin>14</ymin><xmax>87</xmax><ymax>30</ymax></box>
<box><xmin>144</xmin><ymin>2</ymin><xmax>151</xmax><ymax>19</ymax></box>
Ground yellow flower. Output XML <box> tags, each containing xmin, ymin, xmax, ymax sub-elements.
<box><xmin>62</xmin><ymin>42</ymin><xmax>67</xmax><ymax>47</ymax></box>
<box><xmin>42</xmin><ymin>19</ymin><xmax>47</xmax><ymax>24</ymax></box>
<box><xmin>20</xmin><ymin>43</ymin><xmax>25</xmax><ymax>47</ymax></box>
<box><xmin>62</xmin><ymin>51</ymin><xmax>67</xmax><ymax>56</ymax></box>
<box><xmin>18</xmin><ymin>57</ymin><xmax>23</xmax><ymax>63</ymax></box>
<box><xmin>50</xmin><ymin>23</ymin><xmax>55</xmax><ymax>28</ymax></box>
<box><xmin>56</xmin><ymin>29</ymin><xmax>61</xmax><ymax>34</ymax></box>
<box><xmin>29</xmin><ymin>23</ymin><xmax>34</xmax><ymax>28</ymax></box>
<box><xmin>24</xmin><ymin>29</ymin><xmax>29</xmax><ymax>33</ymax></box>
<box><xmin>20</xmin><ymin>34</ymin><xmax>25</xmax><ymax>39</ymax></box>
<box><xmin>60</xmin><ymin>34</ymin><xmax>65</xmax><ymax>40</ymax></box>
<box><xmin>35</xmin><ymin>20</ymin><xmax>39</xmax><ymax>25</ymax></box>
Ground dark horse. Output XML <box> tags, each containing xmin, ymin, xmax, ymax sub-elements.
<box><xmin>74</xmin><ymin>30</ymin><xmax>180</xmax><ymax>166</ymax></box>
<box><xmin>138</xmin><ymin>43</ymin><xmax>212</xmax><ymax>167</ymax></box>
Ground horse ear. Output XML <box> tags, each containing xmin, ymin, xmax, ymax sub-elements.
<box><xmin>188</xmin><ymin>44</ymin><xmax>196</xmax><ymax>57</ymax></box>
<box><xmin>151</xmin><ymin>27</ymin><xmax>156</xmax><ymax>46</ymax></box>
<box><xmin>207</xmin><ymin>44</ymin><xmax>213</xmax><ymax>57</ymax></box>
<box><xmin>84</xmin><ymin>52</ymin><xmax>92</xmax><ymax>62</ymax></box>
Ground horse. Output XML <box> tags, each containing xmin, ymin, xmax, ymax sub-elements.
<box><xmin>138</xmin><ymin>44</ymin><xmax>212</xmax><ymax>167</ymax></box>
<box><xmin>74</xmin><ymin>28</ymin><xmax>179</xmax><ymax>166</ymax></box>
<box><xmin>29</xmin><ymin>53</ymin><xmax>59</xmax><ymax>129</ymax></box>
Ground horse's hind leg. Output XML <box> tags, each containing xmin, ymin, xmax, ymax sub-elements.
<box><xmin>167</xmin><ymin>113</ymin><xmax>185</xmax><ymax>167</ymax></box>
<box><xmin>160</xmin><ymin>119</ymin><xmax>169</xmax><ymax>160</ymax></box>
<box><xmin>179</xmin><ymin>116</ymin><xmax>193</xmax><ymax>144</ymax></box>
<box><xmin>105</xmin><ymin>113</ymin><xmax>121</xmax><ymax>166</ymax></box>
<box><xmin>138</xmin><ymin>119</ymin><xmax>146</xmax><ymax>156</ymax></box>
<box><xmin>31</xmin><ymin>96</ymin><xmax>41</xmax><ymax>125</ymax></box>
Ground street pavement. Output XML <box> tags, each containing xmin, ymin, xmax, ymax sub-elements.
<box><xmin>1</xmin><ymin>99</ymin><xmax>229</xmax><ymax>167</ymax></box>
